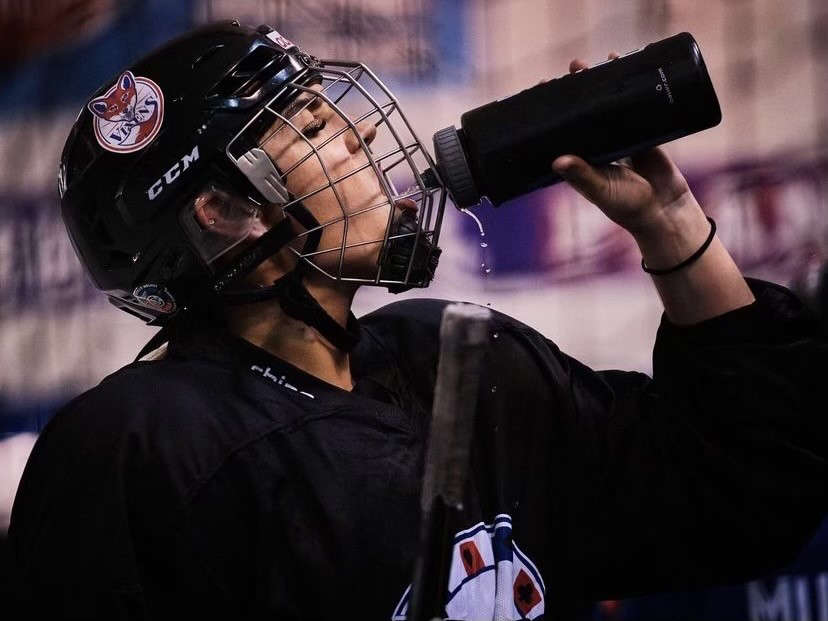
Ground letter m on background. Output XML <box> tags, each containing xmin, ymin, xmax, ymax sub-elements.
<box><xmin>748</xmin><ymin>578</ymin><xmax>793</xmax><ymax>621</ymax></box>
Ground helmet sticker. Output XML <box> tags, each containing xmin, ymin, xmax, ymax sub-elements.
<box><xmin>265</xmin><ymin>29</ymin><xmax>295</xmax><ymax>50</ymax></box>
<box><xmin>88</xmin><ymin>70</ymin><xmax>164</xmax><ymax>154</ymax></box>
<box><xmin>132</xmin><ymin>284</ymin><xmax>177</xmax><ymax>314</ymax></box>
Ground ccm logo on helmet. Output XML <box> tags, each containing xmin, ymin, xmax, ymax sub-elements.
<box><xmin>147</xmin><ymin>145</ymin><xmax>200</xmax><ymax>200</ymax></box>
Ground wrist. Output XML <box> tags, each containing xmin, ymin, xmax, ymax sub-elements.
<box><xmin>631</xmin><ymin>192</ymin><xmax>711</xmax><ymax>272</ymax></box>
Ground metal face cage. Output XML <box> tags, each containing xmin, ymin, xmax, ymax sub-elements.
<box><xmin>223</xmin><ymin>56</ymin><xmax>447</xmax><ymax>290</ymax></box>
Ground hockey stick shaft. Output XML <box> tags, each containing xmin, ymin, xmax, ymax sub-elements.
<box><xmin>407</xmin><ymin>304</ymin><xmax>491</xmax><ymax>621</ymax></box>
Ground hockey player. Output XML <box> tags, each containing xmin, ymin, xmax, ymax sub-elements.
<box><xmin>8</xmin><ymin>22</ymin><xmax>828</xmax><ymax>620</ymax></box>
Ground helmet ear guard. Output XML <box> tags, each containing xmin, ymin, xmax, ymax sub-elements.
<box><xmin>179</xmin><ymin>184</ymin><xmax>265</xmax><ymax>266</ymax></box>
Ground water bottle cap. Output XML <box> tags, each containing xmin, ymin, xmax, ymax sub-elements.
<box><xmin>433</xmin><ymin>126</ymin><xmax>480</xmax><ymax>208</ymax></box>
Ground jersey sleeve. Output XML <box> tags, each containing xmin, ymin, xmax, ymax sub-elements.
<box><xmin>554</xmin><ymin>278</ymin><xmax>828</xmax><ymax>600</ymax></box>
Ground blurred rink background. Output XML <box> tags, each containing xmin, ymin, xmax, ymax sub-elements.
<box><xmin>0</xmin><ymin>0</ymin><xmax>826</xmax><ymax>618</ymax></box>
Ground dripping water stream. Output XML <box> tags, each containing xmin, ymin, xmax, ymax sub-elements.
<box><xmin>460</xmin><ymin>208</ymin><xmax>498</xmax><ymax>399</ymax></box>
<box><xmin>460</xmin><ymin>208</ymin><xmax>492</xmax><ymax>277</ymax></box>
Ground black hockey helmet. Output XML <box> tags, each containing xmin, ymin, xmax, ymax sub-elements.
<box><xmin>59</xmin><ymin>21</ymin><xmax>446</xmax><ymax>349</ymax></box>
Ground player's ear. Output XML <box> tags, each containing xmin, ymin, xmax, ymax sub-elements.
<box><xmin>192</xmin><ymin>188</ymin><xmax>281</xmax><ymax>240</ymax></box>
<box><xmin>192</xmin><ymin>189</ymin><xmax>221</xmax><ymax>229</ymax></box>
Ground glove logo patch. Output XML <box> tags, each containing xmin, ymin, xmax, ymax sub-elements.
<box><xmin>88</xmin><ymin>70</ymin><xmax>164</xmax><ymax>154</ymax></box>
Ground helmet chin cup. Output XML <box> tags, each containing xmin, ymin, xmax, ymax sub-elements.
<box><xmin>380</xmin><ymin>212</ymin><xmax>442</xmax><ymax>293</ymax></box>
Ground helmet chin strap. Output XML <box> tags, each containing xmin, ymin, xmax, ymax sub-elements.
<box><xmin>214</xmin><ymin>202</ymin><xmax>361</xmax><ymax>352</ymax></box>
<box><xmin>221</xmin><ymin>267</ymin><xmax>361</xmax><ymax>351</ymax></box>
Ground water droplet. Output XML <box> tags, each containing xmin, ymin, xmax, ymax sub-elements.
<box><xmin>480</xmin><ymin>242</ymin><xmax>488</xmax><ymax>248</ymax></box>
<box><xmin>492</xmin><ymin>332</ymin><xmax>499</xmax><ymax>339</ymax></box>
<box><xmin>461</xmin><ymin>208</ymin><xmax>485</xmax><ymax>236</ymax></box>
<box><xmin>490</xmin><ymin>385</ymin><xmax>497</xmax><ymax>393</ymax></box>
<box><xmin>486</xmin><ymin>302</ymin><xmax>492</xmax><ymax>307</ymax></box>
<box><xmin>483</xmin><ymin>267</ymin><xmax>491</xmax><ymax>274</ymax></box>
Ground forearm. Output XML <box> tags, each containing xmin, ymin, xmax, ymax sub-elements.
<box><xmin>632</xmin><ymin>192</ymin><xmax>755</xmax><ymax>325</ymax></box>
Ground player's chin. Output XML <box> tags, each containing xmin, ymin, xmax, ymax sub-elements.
<box><xmin>379</xmin><ymin>209</ymin><xmax>441</xmax><ymax>292</ymax></box>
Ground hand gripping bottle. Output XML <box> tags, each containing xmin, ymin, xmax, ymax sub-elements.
<box><xmin>433</xmin><ymin>32</ymin><xmax>721</xmax><ymax>208</ymax></box>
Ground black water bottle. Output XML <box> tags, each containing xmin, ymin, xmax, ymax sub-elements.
<box><xmin>433</xmin><ymin>32</ymin><xmax>721</xmax><ymax>208</ymax></box>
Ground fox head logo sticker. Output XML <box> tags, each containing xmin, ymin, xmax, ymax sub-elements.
<box><xmin>88</xmin><ymin>70</ymin><xmax>164</xmax><ymax>153</ymax></box>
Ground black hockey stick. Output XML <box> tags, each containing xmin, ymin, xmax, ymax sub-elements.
<box><xmin>407</xmin><ymin>303</ymin><xmax>491</xmax><ymax>621</ymax></box>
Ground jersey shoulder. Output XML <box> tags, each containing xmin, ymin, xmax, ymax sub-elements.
<box><xmin>358</xmin><ymin>297</ymin><xmax>453</xmax><ymax>331</ymax></box>
<box><xmin>27</xmin><ymin>355</ymin><xmax>272</xmax><ymax>501</ymax></box>
<box><xmin>358</xmin><ymin>298</ymin><xmax>544</xmax><ymax>348</ymax></box>
<box><xmin>55</xmin><ymin>355</ymin><xmax>233</xmax><ymax>427</ymax></box>
<box><xmin>355</xmin><ymin>298</ymin><xmax>552</xmax><ymax>395</ymax></box>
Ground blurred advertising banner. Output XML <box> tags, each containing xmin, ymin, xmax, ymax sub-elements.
<box><xmin>200</xmin><ymin>0</ymin><xmax>469</xmax><ymax>84</ymax></box>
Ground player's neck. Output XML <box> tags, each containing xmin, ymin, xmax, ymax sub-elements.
<box><xmin>225</xmin><ymin>276</ymin><xmax>356</xmax><ymax>392</ymax></box>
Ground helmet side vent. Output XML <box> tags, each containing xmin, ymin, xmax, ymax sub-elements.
<box><xmin>209</xmin><ymin>45</ymin><xmax>283</xmax><ymax>99</ymax></box>
<box><xmin>192</xmin><ymin>44</ymin><xmax>226</xmax><ymax>70</ymax></box>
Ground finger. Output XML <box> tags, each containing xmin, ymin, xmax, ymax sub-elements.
<box><xmin>629</xmin><ymin>147</ymin><xmax>689</xmax><ymax>198</ymax></box>
<box><xmin>629</xmin><ymin>147</ymin><xmax>680</xmax><ymax>184</ymax></box>
<box><xmin>552</xmin><ymin>155</ymin><xmax>610</xmax><ymax>205</ymax></box>
<box><xmin>569</xmin><ymin>58</ymin><xmax>588</xmax><ymax>74</ymax></box>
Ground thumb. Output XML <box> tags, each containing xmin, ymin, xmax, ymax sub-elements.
<box><xmin>552</xmin><ymin>155</ymin><xmax>609</xmax><ymax>205</ymax></box>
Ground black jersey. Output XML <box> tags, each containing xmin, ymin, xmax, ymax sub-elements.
<box><xmin>8</xmin><ymin>279</ymin><xmax>828</xmax><ymax>620</ymax></box>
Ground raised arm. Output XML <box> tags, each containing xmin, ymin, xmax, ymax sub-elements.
<box><xmin>551</xmin><ymin>55</ymin><xmax>755</xmax><ymax>326</ymax></box>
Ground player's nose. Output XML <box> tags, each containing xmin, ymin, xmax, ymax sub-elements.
<box><xmin>345</xmin><ymin>121</ymin><xmax>376</xmax><ymax>154</ymax></box>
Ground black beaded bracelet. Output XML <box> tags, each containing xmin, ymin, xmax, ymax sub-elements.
<box><xmin>641</xmin><ymin>216</ymin><xmax>717</xmax><ymax>276</ymax></box>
